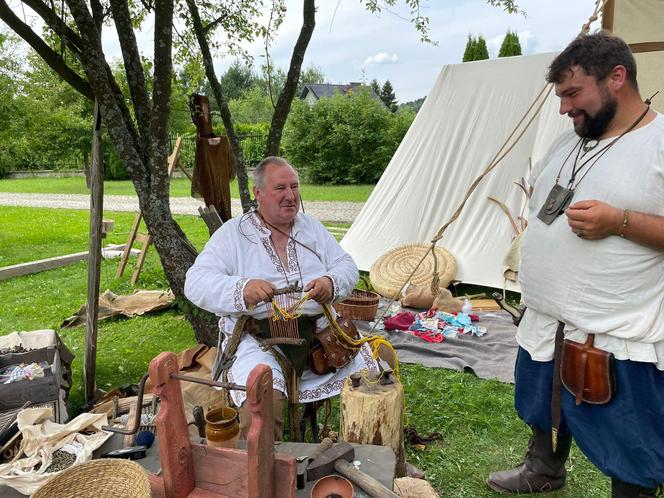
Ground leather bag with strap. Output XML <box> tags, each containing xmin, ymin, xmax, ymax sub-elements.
<box><xmin>560</xmin><ymin>333</ymin><xmax>617</xmax><ymax>405</ymax></box>
<box><xmin>309</xmin><ymin>317</ymin><xmax>362</xmax><ymax>375</ymax></box>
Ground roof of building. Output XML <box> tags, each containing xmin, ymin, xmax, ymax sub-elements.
<box><xmin>299</xmin><ymin>83</ymin><xmax>380</xmax><ymax>101</ymax></box>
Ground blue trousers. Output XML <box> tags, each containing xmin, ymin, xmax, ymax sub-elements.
<box><xmin>514</xmin><ymin>347</ymin><xmax>664</xmax><ymax>488</ymax></box>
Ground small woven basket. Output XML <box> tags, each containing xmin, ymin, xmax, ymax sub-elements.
<box><xmin>33</xmin><ymin>458</ymin><xmax>151</xmax><ymax>498</ymax></box>
<box><xmin>334</xmin><ymin>276</ymin><xmax>380</xmax><ymax>321</ymax></box>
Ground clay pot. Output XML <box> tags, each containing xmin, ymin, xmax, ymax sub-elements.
<box><xmin>204</xmin><ymin>406</ymin><xmax>239</xmax><ymax>448</ymax></box>
<box><xmin>310</xmin><ymin>475</ymin><xmax>355</xmax><ymax>498</ymax></box>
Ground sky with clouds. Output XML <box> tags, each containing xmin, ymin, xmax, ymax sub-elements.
<box><xmin>251</xmin><ymin>0</ymin><xmax>600</xmax><ymax>102</ymax></box>
<box><xmin>5</xmin><ymin>0</ymin><xmax>601</xmax><ymax>103</ymax></box>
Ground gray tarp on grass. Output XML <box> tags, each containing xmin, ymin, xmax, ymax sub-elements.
<box><xmin>356</xmin><ymin>309</ymin><xmax>519</xmax><ymax>384</ymax></box>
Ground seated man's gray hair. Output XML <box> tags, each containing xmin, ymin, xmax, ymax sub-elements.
<box><xmin>253</xmin><ymin>156</ymin><xmax>299</xmax><ymax>188</ymax></box>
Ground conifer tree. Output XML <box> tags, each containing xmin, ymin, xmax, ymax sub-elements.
<box><xmin>380</xmin><ymin>80</ymin><xmax>398</xmax><ymax>112</ymax></box>
<box><xmin>498</xmin><ymin>30</ymin><xmax>522</xmax><ymax>57</ymax></box>
<box><xmin>370</xmin><ymin>78</ymin><xmax>382</xmax><ymax>97</ymax></box>
<box><xmin>462</xmin><ymin>35</ymin><xmax>477</xmax><ymax>62</ymax></box>
<box><xmin>475</xmin><ymin>36</ymin><xmax>490</xmax><ymax>60</ymax></box>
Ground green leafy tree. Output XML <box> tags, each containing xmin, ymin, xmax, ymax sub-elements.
<box><xmin>498</xmin><ymin>30</ymin><xmax>522</xmax><ymax>57</ymax></box>
<box><xmin>219</xmin><ymin>60</ymin><xmax>257</xmax><ymax>101</ymax></box>
<box><xmin>399</xmin><ymin>96</ymin><xmax>425</xmax><ymax>113</ymax></box>
<box><xmin>229</xmin><ymin>86</ymin><xmax>274</xmax><ymax>124</ymax></box>
<box><xmin>380</xmin><ymin>79</ymin><xmax>398</xmax><ymax>112</ymax></box>
<box><xmin>283</xmin><ymin>89</ymin><xmax>414</xmax><ymax>184</ymax></box>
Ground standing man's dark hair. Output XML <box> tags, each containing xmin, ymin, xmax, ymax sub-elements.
<box><xmin>547</xmin><ymin>31</ymin><xmax>639</xmax><ymax>90</ymax></box>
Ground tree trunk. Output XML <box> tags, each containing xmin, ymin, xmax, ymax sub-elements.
<box><xmin>137</xmin><ymin>193</ymin><xmax>218</xmax><ymax>345</ymax></box>
<box><xmin>265</xmin><ymin>0</ymin><xmax>315</xmax><ymax>156</ymax></box>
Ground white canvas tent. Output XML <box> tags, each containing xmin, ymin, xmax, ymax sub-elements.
<box><xmin>604</xmin><ymin>0</ymin><xmax>664</xmax><ymax>112</ymax></box>
<box><xmin>341</xmin><ymin>52</ymin><xmax>570</xmax><ymax>291</ymax></box>
<box><xmin>342</xmin><ymin>1</ymin><xmax>664</xmax><ymax>292</ymax></box>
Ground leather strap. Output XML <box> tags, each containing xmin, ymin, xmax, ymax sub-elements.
<box><xmin>551</xmin><ymin>321</ymin><xmax>565</xmax><ymax>452</ymax></box>
<box><xmin>574</xmin><ymin>335</ymin><xmax>594</xmax><ymax>405</ymax></box>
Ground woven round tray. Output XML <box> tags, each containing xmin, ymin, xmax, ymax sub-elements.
<box><xmin>333</xmin><ymin>276</ymin><xmax>380</xmax><ymax>321</ymax></box>
<box><xmin>370</xmin><ymin>243</ymin><xmax>457</xmax><ymax>299</ymax></box>
<box><xmin>33</xmin><ymin>458</ymin><xmax>151</xmax><ymax>498</ymax></box>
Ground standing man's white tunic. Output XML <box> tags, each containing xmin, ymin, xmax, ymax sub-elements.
<box><xmin>185</xmin><ymin>210</ymin><xmax>378</xmax><ymax>406</ymax></box>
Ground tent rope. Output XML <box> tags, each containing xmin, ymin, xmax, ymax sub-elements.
<box><xmin>368</xmin><ymin>1</ymin><xmax>606</xmax><ymax>332</ymax></box>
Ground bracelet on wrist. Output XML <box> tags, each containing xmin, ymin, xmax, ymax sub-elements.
<box><xmin>619</xmin><ymin>209</ymin><xmax>629</xmax><ymax>238</ymax></box>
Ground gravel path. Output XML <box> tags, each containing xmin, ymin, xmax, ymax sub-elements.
<box><xmin>0</xmin><ymin>192</ymin><xmax>363</xmax><ymax>223</ymax></box>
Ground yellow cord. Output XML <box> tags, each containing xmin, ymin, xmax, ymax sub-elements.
<box><xmin>322</xmin><ymin>304</ymin><xmax>400</xmax><ymax>379</ymax></box>
<box><xmin>271</xmin><ymin>292</ymin><xmax>310</xmax><ymax>321</ymax></box>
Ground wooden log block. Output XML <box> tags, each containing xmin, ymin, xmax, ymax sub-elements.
<box><xmin>339</xmin><ymin>376</ymin><xmax>406</xmax><ymax>477</ymax></box>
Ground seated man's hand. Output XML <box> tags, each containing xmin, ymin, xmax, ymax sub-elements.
<box><xmin>243</xmin><ymin>279</ymin><xmax>276</xmax><ymax>307</ymax></box>
<box><xmin>304</xmin><ymin>276</ymin><xmax>334</xmax><ymax>304</ymax></box>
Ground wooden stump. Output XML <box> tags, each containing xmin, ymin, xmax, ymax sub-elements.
<box><xmin>339</xmin><ymin>376</ymin><xmax>406</xmax><ymax>477</ymax></box>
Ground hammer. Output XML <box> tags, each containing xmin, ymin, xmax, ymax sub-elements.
<box><xmin>306</xmin><ymin>441</ymin><xmax>400</xmax><ymax>498</ymax></box>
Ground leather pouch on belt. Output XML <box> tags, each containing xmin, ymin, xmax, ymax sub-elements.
<box><xmin>310</xmin><ymin>317</ymin><xmax>361</xmax><ymax>374</ymax></box>
<box><xmin>560</xmin><ymin>334</ymin><xmax>616</xmax><ymax>405</ymax></box>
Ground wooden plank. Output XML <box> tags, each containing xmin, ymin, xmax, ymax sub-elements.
<box><xmin>116</xmin><ymin>212</ymin><xmax>142</xmax><ymax>278</ymax></box>
<box><xmin>84</xmin><ymin>100</ymin><xmax>104</xmax><ymax>403</ymax></box>
<box><xmin>150</xmin><ymin>352</ymin><xmax>196</xmax><ymax>498</ymax></box>
<box><xmin>0</xmin><ymin>244</ymin><xmax>125</xmax><ymax>281</ymax></box>
<box><xmin>191</xmin><ymin>444</ymin><xmax>296</xmax><ymax>498</ymax></box>
<box><xmin>131</xmin><ymin>232</ymin><xmax>152</xmax><ymax>286</ymax></box>
<box><xmin>198</xmin><ymin>205</ymin><xmax>223</xmax><ymax>236</ymax></box>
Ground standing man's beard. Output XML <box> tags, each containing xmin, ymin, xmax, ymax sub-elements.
<box><xmin>575</xmin><ymin>97</ymin><xmax>618</xmax><ymax>139</ymax></box>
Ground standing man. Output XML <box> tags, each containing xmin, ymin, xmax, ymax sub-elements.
<box><xmin>185</xmin><ymin>156</ymin><xmax>377</xmax><ymax>440</ymax></box>
<box><xmin>486</xmin><ymin>33</ymin><xmax>664</xmax><ymax>497</ymax></box>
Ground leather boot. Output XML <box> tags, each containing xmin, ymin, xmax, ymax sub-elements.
<box><xmin>611</xmin><ymin>478</ymin><xmax>659</xmax><ymax>497</ymax></box>
<box><xmin>486</xmin><ymin>427</ymin><xmax>572</xmax><ymax>493</ymax></box>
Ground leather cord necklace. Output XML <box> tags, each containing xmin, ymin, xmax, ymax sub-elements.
<box><xmin>254</xmin><ymin>209</ymin><xmax>323</xmax><ymax>263</ymax></box>
<box><xmin>537</xmin><ymin>104</ymin><xmax>651</xmax><ymax>225</ymax></box>
<box><xmin>559</xmin><ymin>104</ymin><xmax>650</xmax><ymax>190</ymax></box>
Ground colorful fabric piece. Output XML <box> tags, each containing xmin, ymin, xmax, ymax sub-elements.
<box><xmin>384</xmin><ymin>309</ymin><xmax>486</xmax><ymax>343</ymax></box>
<box><xmin>383</xmin><ymin>312</ymin><xmax>416</xmax><ymax>331</ymax></box>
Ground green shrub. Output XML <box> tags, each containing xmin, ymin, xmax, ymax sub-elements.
<box><xmin>236</xmin><ymin>122</ymin><xmax>269</xmax><ymax>167</ymax></box>
<box><xmin>282</xmin><ymin>90</ymin><xmax>414</xmax><ymax>184</ymax></box>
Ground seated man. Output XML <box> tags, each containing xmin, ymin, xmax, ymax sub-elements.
<box><xmin>184</xmin><ymin>156</ymin><xmax>378</xmax><ymax>439</ymax></box>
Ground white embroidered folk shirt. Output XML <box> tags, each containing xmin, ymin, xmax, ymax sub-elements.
<box><xmin>184</xmin><ymin>210</ymin><xmax>378</xmax><ymax>405</ymax></box>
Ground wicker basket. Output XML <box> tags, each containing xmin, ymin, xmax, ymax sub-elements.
<box><xmin>334</xmin><ymin>276</ymin><xmax>380</xmax><ymax>321</ymax></box>
<box><xmin>33</xmin><ymin>458</ymin><xmax>151</xmax><ymax>498</ymax></box>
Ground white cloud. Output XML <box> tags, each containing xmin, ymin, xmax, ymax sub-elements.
<box><xmin>362</xmin><ymin>52</ymin><xmax>400</xmax><ymax>66</ymax></box>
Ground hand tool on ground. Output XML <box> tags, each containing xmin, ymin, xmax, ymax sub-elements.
<box><xmin>300</xmin><ymin>437</ymin><xmax>334</xmax><ymax>485</ymax></box>
<box><xmin>306</xmin><ymin>441</ymin><xmax>400</xmax><ymax>498</ymax></box>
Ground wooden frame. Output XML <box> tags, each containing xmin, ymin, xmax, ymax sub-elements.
<box><xmin>147</xmin><ymin>352</ymin><xmax>296</xmax><ymax>498</ymax></box>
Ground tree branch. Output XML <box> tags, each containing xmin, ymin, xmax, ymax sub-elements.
<box><xmin>149</xmin><ymin>0</ymin><xmax>174</xmax><ymax>194</ymax></box>
<box><xmin>109</xmin><ymin>0</ymin><xmax>152</xmax><ymax>138</ymax></box>
<box><xmin>65</xmin><ymin>0</ymin><xmax>145</xmax><ymax>182</ymax></box>
<box><xmin>265</xmin><ymin>0</ymin><xmax>315</xmax><ymax>156</ymax></box>
<box><xmin>0</xmin><ymin>0</ymin><xmax>93</xmax><ymax>99</ymax></box>
<box><xmin>21</xmin><ymin>0</ymin><xmax>85</xmax><ymax>55</ymax></box>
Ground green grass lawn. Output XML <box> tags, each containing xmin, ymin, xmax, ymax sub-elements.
<box><xmin>0</xmin><ymin>206</ymin><xmax>610</xmax><ymax>497</ymax></box>
<box><xmin>0</xmin><ymin>177</ymin><xmax>374</xmax><ymax>203</ymax></box>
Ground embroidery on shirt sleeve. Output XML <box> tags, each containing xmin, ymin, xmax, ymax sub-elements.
<box><xmin>325</xmin><ymin>273</ymin><xmax>341</xmax><ymax>302</ymax></box>
<box><xmin>234</xmin><ymin>278</ymin><xmax>249</xmax><ymax>311</ymax></box>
